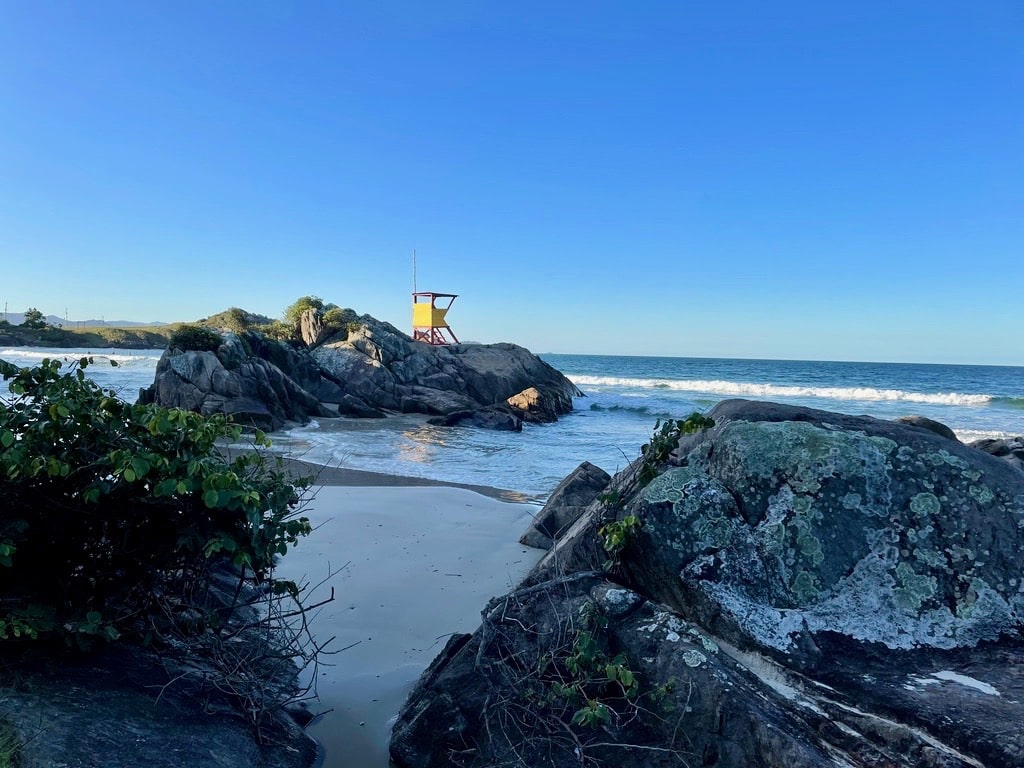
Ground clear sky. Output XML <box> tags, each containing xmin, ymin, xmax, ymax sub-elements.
<box><xmin>1</xmin><ymin>2</ymin><xmax>1021</xmax><ymax>364</ymax></box>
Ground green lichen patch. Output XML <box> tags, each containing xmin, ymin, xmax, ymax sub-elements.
<box><xmin>969</xmin><ymin>485</ymin><xmax>995</xmax><ymax>505</ymax></box>
<box><xmin>909</xmin><ymin>492</ymin><xmax>941</xmax><ymax>518</ymax></box>
<box><xmin>893</xmin><ymin>562</ymin><xmax>937</xmax><ymax>611</ymax></box>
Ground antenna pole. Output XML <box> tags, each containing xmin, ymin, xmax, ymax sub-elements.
<box><xmin>413</xmin><ymin>250</ymin><xmax>417</xmax><ymax>294</ymax></box>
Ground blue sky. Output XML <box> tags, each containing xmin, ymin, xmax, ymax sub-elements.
<box><xmin>1</xmin><ymin>2</ymin><xmax>1021</xmax><ymax>364</ymax></box>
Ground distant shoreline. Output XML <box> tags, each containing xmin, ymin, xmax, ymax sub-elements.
<box><xmin>0</xmin><ymin>324</ymin><xmax>172</xmax><ymax>349</ymax></box>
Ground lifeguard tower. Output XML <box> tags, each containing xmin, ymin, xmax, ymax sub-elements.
<box><xmin>412</xmin><ymin>292</ymin><xmax>460</xmax><ymax>345</ymax></box>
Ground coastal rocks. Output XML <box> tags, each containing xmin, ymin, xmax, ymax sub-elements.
<box><xmin>141</xmin><ymin>312</ymin><xmax>579</xmax><ymax>432</ymax></box>
<box><xmin>1</xmin><ymin>644</ymin><xmax>315</xmax><ymax>768</ymax></box>
<box><xmin>895</xmin><ymin>414</ymin><xmax>960</xmax><ymax>442</ymax></box>
<box><xmin>310</xmin><ymin>315</ymin><xmax>581</xmax><ymax>425</ymax></box>
<box><xmin>427</xmin><ymin>405</ymin><xmax>522</xmax><ymax>431</ymax></box>
<box><xmin>299</xmin><ymin>307</ymin><xmax>329</xmax><ymax>347</ymax></box>
<box><xmin>139</xmin><ymin>334</ymin><xmax>334</xmax><ymax>431</ymax></box>
<box><xmin>519</xmin><ymin>461</ymin><xmax>611</xmax><ymax>549</ymax></box>
<box><xmin>970</xmin><ymin>435</ymin><xmax>1024</xmax><ymax>473</ymax></box>
<box><xmin>1</xmin><ymin>563</ymin><xmax>318</xmax><ymax>768</ymax></box>
<box><xmin>391</xmin><ymin>399</ymin><xmax>1024</xmax><ymax>768</ymax></box>
<box><xmin>506</xmin><ymin>386</ymin><xmax>563</xmax><ymax>424</ymax></box>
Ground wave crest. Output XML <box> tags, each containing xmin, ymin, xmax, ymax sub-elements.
<box><xmin>569</xmin><ymin>374</ymin><xmax>993</xmax><ymax>407</ymax></box>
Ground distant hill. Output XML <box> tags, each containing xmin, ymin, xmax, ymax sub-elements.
<box><xmin>2</xmin><ymin>313</ymin><xmax>168</xmax><ymax>328</ymax></box>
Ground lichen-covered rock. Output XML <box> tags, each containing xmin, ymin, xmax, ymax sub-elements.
<box><xmin>622</xmin><ymin>400</ymin><xmax>1024</xmax><ymax>656</ymax></box>
<box><xmin>392</xmin><ymin>399</ymin><xmax>1024</xmax><ymax>768</ymax></box>
<box><xmin>392</xmin><ymin>572</ymin><xmax>1019</xmax><ymax>768</ymax></box>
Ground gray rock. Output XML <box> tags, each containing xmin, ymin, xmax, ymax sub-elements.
<box><xmin>520</xmin><ymin>461</ymin><xmax>610</xmax><ymax>549</ymax></box>
<box><xmin>391</xmin><ymin>399</ymin><xmax>1024</xmax><ymax>768</ymax></box>
<box><xmin>427</xmin><ymin>405</ymin><xmax>522</xmax><ymax>432</ymax></box>
<box><xmin>895</xmin><ymin>414</ymin><xmax>960</xmax><ymax>442</ymax></box>
<box><xmin>139</xmin><ymin>334</ymin><xmax>334</xmax><ymax>431</ymax></box>
<box><xmin>311</xmin><ymin>316</ymin><xmax>580</xmax><ymax>429</ymax></box>
<box><xmin>507</xmin><ymin>386</ymin><xmax>562</xmax><ymax>424</ymax></box>
<box><xmin>299</xmin><ymin>307</ymin><xmax>327</xmax><ymax>347</ymax></box>
<box><xmin>970</xmin><ymin>435</ymin><xmax>1024</xmax><ymax>473</ymax></box>
<box><xmin>142</xmin><ymin>312</ymin><xmax>581</xmax><ymax>433</ymax></box>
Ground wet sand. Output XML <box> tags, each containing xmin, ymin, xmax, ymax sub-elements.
<box><xmin>275</xmin><ymin>473</ymin><xmax>544</xmax><ymax>767</ymax></box>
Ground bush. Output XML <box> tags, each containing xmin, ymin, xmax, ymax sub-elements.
<box><xmin>283</xmin><ymin>296</ymin><xmax>326</xmax><ymax>329</ymax></box>
<box><xmin>0</xmin><ymin>357</ymin><xmax>313</xmax><ymax>649</ymax></box>
<box><xmin>321</xmin><ymin>307</ymin><xmax>360</xmax><ymax>340</ymax></box>
<box><xmin>20</xmin><ymin>308</ymin><xmax>46</xmax><ymax>330</ymax></box>
<box><xmin>168</xmin><ymin>324</ymin><xmax>224</xmax><ymax>352</ymax></box>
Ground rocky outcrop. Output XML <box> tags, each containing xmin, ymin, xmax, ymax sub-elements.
<box><xmin>895</xmin><ymin>414</ymin><xmax>960</xmax><ymax>442</ymax></box>
<box><xmin>507</xmin><ymin>386</ymin><xmax>565</xmax><ymax>424</ymax></box>
<box><xmin>391</xmin><ymin>399</ymin><xmax>1024</xmax><ymax>768</ymax></box>
<box><xmin>141</xmin><ymin>313</ymin><xmax>580</xmax><ymax>431</ymax></box>
<box><xmin>1</xmin><ymin>643</ymin><xmax>316</xmax><ymax>768</ymax></box>
<box><xmin>520</xmin><ymin>461</ymin><xmax>611</xmax><ymax>549</ymax></box>
<box><xmin>1</xmin><ymin>564</ymin><xmax>318</xmax><ymax>768</ymax></box>
<box><xmin>138</xmin><ymin>334</ymin><xmax>335</xmax><ymax>431</ymax></box>
<box><xmin>311</xmin><ymin>317</ymin><xmax>580</xmax><ymax>421</ymax></box>
<box><xmin>970</xmin><ymin>435</ymin><xmax>1024</xmax><ymax>473</ymax></box>
<box><xmin>427</xmin><ymin>405</ymin><xmax>523</xmax><ymax>432</ymax></box>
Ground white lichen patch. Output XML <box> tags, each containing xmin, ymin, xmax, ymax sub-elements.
<box><xmin>593</xmin><ymin>586</ymin><xmax>643</xmax><ymax>617</ymax></box>
<box><xmin>637</xmin><ymin>610</ymin><xmax>690</xmax><ymax>644</ymax></box>
<box><xmin>682</xmin><ymin>650</ymin><xmax>707</xmax><ymax>667</ymax></box>
<box><xmin>687</xmin><ymin>627</ymin><xmax>720</xmax><ymax>654</ymax></box>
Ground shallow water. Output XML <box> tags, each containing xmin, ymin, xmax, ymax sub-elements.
<box><xmin>2</xmin><ymin>346</ymin><xmax>1020</xmax><ymax>499</ymax></box>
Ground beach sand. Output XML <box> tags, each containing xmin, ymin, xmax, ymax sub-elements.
<box><xmin>274</xmin><ymin>468</ymin><xmax>544</xmax><ymax>768</ymax></box>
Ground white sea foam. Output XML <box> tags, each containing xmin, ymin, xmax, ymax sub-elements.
<box><xmin>955</xmin><ymin>429</ymin><xmax>1017</xmax><ymax>443</ymax></box>
<box><xmin>0</xmin><ymin>348</ymin><xmax>162</xmax><ymax>365</ymax></box>
<box><xmin>568</xmin><ymin>375</ymin><xmax>993</xmax><ymax>407</ymax></box>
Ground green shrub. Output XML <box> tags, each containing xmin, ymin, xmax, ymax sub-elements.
<box><xmin>19</xmin><ymin>308</ymin><xmax>46</xmax><ymax>330</ymax></box>
<box><xmin>637</xmin><ymin>413</ymin><xmax>715</xmax><ymax>486</ymax></box>
<box><xmin>0</xmin><ymin>357</ymin><xmax>312</xmax><ymax>648</ymax></box>
<box><xmin>168</xmin><ymin>324</ymin><xmax>224</xmax><ymax>352</ymax></box>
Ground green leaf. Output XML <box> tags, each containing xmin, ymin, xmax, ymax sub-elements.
<box><xmin>123</xmin><ymin>468</ymin><xmax>136</xmax><ymax>483</ymax></box>
<box><xmin>0</xmin><ymin>430</ymin><xmax>14</xmax><ymax>448</ymax></box>
<box><xmin>203</xmin><ymin>489</ymin><xmax>220</xmax><ymax>507</ymax></box>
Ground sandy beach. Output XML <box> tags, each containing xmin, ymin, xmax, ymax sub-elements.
<box><xmin>274</xmin><ymin>469</ymin><xmax>544</xmax><ymax>768</ymax></box>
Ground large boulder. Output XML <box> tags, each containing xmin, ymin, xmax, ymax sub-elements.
<box><xmin>139</xmin><ymin>333</ymin><xmax>335</xmax><ymax>431</ymax></box>
<box><xmin>970</xmin><ymin>435</ymin><xmax>1024</xmax><ymax>473</ymax></box>
<box><xmin>519</xmin><ymin>461</ymin><xmax>611</xmax><ymax>549</ymax></box>
<box><xmin>391</xmin><ymin>399</ymin><xmax>1024</xmax><ymax>768</ymax></box>
<box><xmin>311</xmin><ymin>314</ymin><xmax>581</xmax><ymax>425</ymax></box>
<box><xmin>141</xmin><ymin>313</ymin><xmax>579</xmax><ymax>431</ymax></box>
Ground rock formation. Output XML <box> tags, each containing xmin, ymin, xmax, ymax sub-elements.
<box><xmin>390</xmin><ymin>399</ymin><xmax>1024</xmax><ymax>768</ymax></box>
<box><xmin>519</xmin><ymin>461</ymin><xmax>611</xmax><ymax>549</ymax></box>
<box><xmin>310</xmin><ymin>316</ymin><xmax>580</xmax><ymax>421</ymax></box>
<box><xmin>138</xmin><ymin>333</ymin><xmax>336</xmax><ymax>431</ymax></box>
<box><xmin>970</xmin><ymin>435</ymin><xmax>1024</xmax><ymax>474</ymax></box>
<box><xmin>140</xmin><ymin>312</ymin><xmax>581</xmax><ymax>431</ymax></box>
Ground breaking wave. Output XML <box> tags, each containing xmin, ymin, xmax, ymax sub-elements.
<box><xmin>569</xmin><ymin>375</ymin><xmax>994</xmax><ymax>408</ymax></box>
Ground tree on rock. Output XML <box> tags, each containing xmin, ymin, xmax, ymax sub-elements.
<box><xmin>20</xmin><ymin>308</ymin><xmax>46</xmax><ymax>329</ymax></box>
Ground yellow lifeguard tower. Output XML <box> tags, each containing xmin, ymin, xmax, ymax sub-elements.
<box><xmin>412</xmin><ymin>292</ymin><xmax>460</xmax><ymax>345</ymax></box>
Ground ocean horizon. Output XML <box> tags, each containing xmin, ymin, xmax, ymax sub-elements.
<box><xmin>2</xmin><ymin>346</ymin><xmax>1022</xmax><ymax>500</ymax></box>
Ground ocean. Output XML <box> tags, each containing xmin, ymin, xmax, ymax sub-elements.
<box><xmin>2</xmin><ymin>347</ymin><xmax>1022</xmax><ymax>500</ymax></box>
